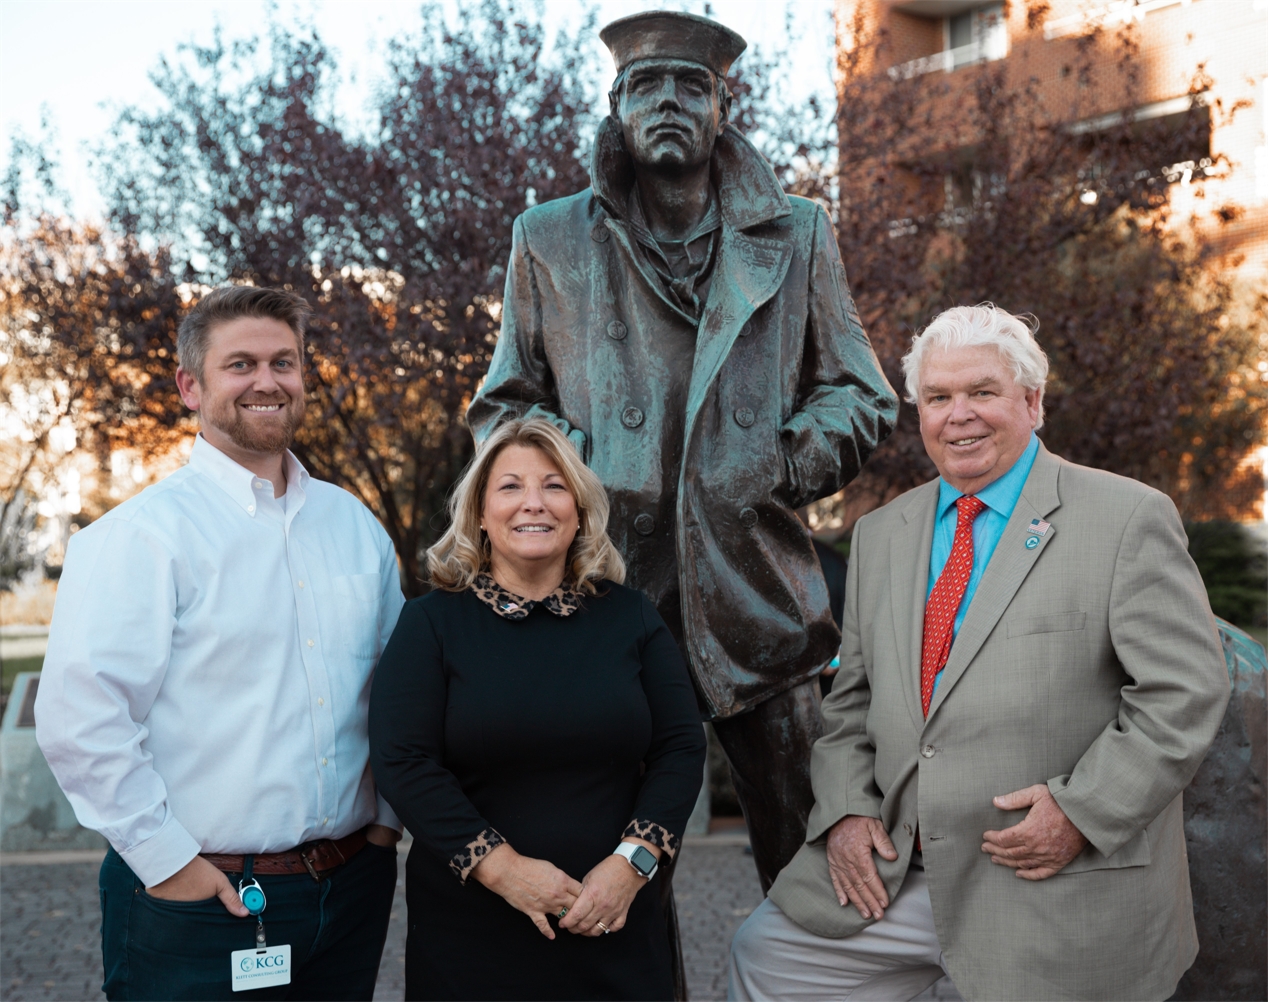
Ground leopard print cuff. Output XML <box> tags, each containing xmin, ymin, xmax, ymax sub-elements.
<box><xmin>449</xmin><ymin>827</ymin><xmax>507</xmax><ymax>883</ymax></box>
<box><xmin>623</xmin><ymin>819</ymin><xmax>680</xmax><ymax>860</ymax></box>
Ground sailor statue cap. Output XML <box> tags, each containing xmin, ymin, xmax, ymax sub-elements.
<box><xmin>600</xmin><ymin>10</ymin><xmax>747</xmax><ymax>78</ymax></box>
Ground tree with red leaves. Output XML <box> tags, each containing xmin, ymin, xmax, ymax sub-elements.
<box><xmin>76</xmin><ymin>1</ymin><xmax>593</xmax><ymax>593</ymax></box>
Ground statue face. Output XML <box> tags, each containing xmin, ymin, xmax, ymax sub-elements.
<box><xmin>615</xmin><ymin>58</ymin><xmax>728</xmax><ymax>172</ymax></box>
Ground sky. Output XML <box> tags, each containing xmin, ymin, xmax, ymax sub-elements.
<box><xmin>0</xmin><ymin>0</ymin><xmax>837</xmax><ymax>221</ymax></box>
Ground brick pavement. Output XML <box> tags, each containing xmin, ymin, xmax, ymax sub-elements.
<box><xmin>0</xmin><ymin>842</ymin><xmax>762</xmax><ymax>1002</ymax></box>
<box><xmin>0</xmin><ymin>844</ymin><xmax>961</xmax><ymax>1001</ymax></box>
<box><xmin>2</xmin><ymin>859</ymin><xmax>103</xmax><ymax>1002</ymax></box>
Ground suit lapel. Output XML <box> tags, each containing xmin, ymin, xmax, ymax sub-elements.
<box><xmin>925</xmin><ymin>446</ymin><xmax>1063</xmax><ymax>724</ymax></box>
<box><xmin>891</xmin><ymin>480</ymin><xmax>939</xmax><ymax>730</ymax></box>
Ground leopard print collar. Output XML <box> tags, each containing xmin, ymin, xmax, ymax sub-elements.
<box><xmin>471</xmin><ymin>573</ymin><xmax>582</xmax><ymax>620</ymax></box>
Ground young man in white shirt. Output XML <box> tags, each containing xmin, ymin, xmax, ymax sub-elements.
<box><xmin>37</xmin><ymin>286</ymin><xmax>407</xmax><ymax>1001</ymax></box>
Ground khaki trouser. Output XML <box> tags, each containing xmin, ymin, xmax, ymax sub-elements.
<box><xmin>728</xmin><ymin>868</ymin><xmax>963</xmax><ymax>1002</ymax></box>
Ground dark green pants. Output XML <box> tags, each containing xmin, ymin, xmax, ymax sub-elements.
<box><xmin>99</xmin><ymin>841</ymin><xmax>397</xmax><ymax>1001</ymax></box>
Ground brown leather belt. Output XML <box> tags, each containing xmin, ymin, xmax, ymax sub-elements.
<box><xmin>201</xmin><ymin>827</ymin><xmax>368</xmax><ymax>880</ymax></box>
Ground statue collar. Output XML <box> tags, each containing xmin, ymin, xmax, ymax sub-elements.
<box><xmin>590</xmin><ymin>119</ymin><xmax>791</xmax><ymax>232</ymax></box>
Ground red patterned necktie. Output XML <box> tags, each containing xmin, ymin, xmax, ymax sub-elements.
<box><xmin>920</xmin><ymin>495</ymin><xmax>987</xmax><ymax>718</ymax></box>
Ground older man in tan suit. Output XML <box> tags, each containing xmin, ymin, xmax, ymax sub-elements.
<box><xmin>728</xmin><ymin>304</ymin><xmax>1230</xmax><ymax>1001</ymax></box>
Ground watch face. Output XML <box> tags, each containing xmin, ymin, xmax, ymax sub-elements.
<box><xmin>630</xmin><ymin>845</ymin><xmax>657</xmax><ymax>875</ymax></box>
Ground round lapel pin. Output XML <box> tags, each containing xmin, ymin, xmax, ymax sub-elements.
<box><xmin>1025</xmin><ymin>535</ymin><xmax>1040</xmax><ymax>549</ymax></box>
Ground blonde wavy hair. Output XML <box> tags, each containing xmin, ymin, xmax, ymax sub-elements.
<box><xmin>427</xmin><ymin>418</ymin><xmax>626</xmax><ymax>594</ymax></box>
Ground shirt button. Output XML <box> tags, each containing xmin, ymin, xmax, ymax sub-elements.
<box><xmin>921</xmin><ymin>744</ymin><xmax>936</xmax><ymax>759</ymax></box>
<box><xmin>318</xmin><ymin>697</ymin><xmax>325</xmax><ymax>706</ymax></box>
<box><xmin>323</xmin><ymin>817</ymin><xmax>329</xmax><ymax>825</ymax></box>
<box><xmin>734</xmin><ymin>407</ymin><xmax>755</xmax><ymax>428</ymax></box>
<box><xmin>307</xmin><ymin>639</ymin><xmax>315</xmax><ymax>648</ymax></box>
<box><xmin>298</xmin><ymin>580</ymin><xmax>305</xmax><ymax>588</ymax></box>
<box><xmin>321</xmin><ymin>758</ymin><xmax>328</xmax><ymax>766</ymax></box>
<box><xmin>606</xmin><ymin>320</ymin><xmax>627</xmax><ymax>340</ymax></box>
<box><xmin>247</xmin><ymin>504</ymin><xmax>255</xmax><ymax>514</ymax></box>
<box><xmin>254</xmin><ymin>481</ymin><xmax>264</xmax><ymax>489</ymax></box>
<box><xmin>621</xmin><ymin>406</ymin><xmax>644</xmax><ymax>429</ymax></box>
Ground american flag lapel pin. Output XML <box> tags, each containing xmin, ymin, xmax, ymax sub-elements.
<box><xmin>1024</xmin><ymin>519</ymin><xmax>1050</xmax><ymax>548</ymax></box>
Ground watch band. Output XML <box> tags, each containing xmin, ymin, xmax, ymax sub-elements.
<box><xmin>613</xmin><ymin>841</ymin><xmax>658</xmax><ymax>880</ymax></box>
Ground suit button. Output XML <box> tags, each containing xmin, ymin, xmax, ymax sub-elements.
<box><xmin>606</xmin><ymin>320</ymin><xmax>627</xmax><ymax>340</ymax></box>
<box><xmin>591</xmin><ymin>224</ymin><xmax>609</xmax><ymax>243</ymax></box>
<box><xmin>734</xmin><ymin>407</ymin><xmax>755</xmax><ymax>428</ymax></box>
<box><xmin>621</xmin><ymin>406</ymin><xmax>644</xmax><ymax>429</ymax></box>
<box><xmin>920</xmin><ymin>744</ymin><xmax>936</xmax><ymax>759</ymax></box>
<box><xmin>739</xmin><ymin>507</ymin><xmax>758</xmax><ymax>529</ymax></box>
<box><xmin>903</xmin><ymin>822</ymin><xmax>913</xmax><ymax>836</ymax></box>
<box><xmin>634</xmin><ymin>513</ymin><xmax>656</xmax><ymax>536</ymax></box>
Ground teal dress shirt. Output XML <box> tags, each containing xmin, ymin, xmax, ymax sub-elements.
<box><xmin>927</xmin><ymin>432</ymin><xmax>1040</xmax><ymax>694</ymax></box>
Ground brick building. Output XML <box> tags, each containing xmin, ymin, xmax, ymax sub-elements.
<box><xmin>831</xmin><ymin>0</ymin><xmax>1268</xmax><ymax>520</ymax></box>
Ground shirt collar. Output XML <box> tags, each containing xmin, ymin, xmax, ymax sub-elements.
<box><xmin>188</xmin><ymin>434</ymin><xmax>310</xmax><ymax>518</ymax></box>
<box><xmin>936</xmin><ymin>432</ymin><xmax>1041</xmax><ymax>521</ymax></box>
<box><xmin>471</xmin><ymin>573</ymin><xmax>583</xmax><ymax>620</ymax></box>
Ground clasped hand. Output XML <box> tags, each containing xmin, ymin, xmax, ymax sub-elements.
<box><xmin>473</xmin><ymin>842</ymin><xmax>651</xmax><ymax>940</ymax></box>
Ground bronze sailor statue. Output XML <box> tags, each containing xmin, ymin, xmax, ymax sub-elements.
<box><xmin>469</xmin><ymin>9</ymin><xmax>898</xmax><ymax>894</ymax></box>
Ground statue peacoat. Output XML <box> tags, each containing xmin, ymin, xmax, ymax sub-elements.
<box><xmin>468</xmin><ymin>120</ymin><xmax>897</xmax><ymax>719</ymax></box>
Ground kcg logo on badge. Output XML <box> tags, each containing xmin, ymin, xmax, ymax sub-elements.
<box><xmin>230</xmin><ymin>945</ymin><xmax>291</xmax><ymax>991</ymax></box>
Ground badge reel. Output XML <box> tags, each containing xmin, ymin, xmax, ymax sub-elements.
<box><xmin>239</xmin><ymin>877</ymin><xmax>268</xmax><ymax>942</ymax></box>
<box><xmin>230</xmin><ymin>857</ymin><xmax>291</xmax><ymax>992</ymax></box>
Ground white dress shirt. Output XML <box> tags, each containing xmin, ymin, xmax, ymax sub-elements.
<box><xmin>36</xmin><ymin>436</ymin><xmax>406</xmax><ymax>886</ymax></box>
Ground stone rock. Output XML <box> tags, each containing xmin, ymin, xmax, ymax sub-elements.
<box><xmin>1174</xmin><ymin>620</ymin><xmax>1266</xmax><ymax>1001</ymax></box>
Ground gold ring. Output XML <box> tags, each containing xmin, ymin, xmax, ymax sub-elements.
<box><xmin>596</xmin><ymin>921</ymin><xmax>609</xmax><ymax>933</ymax></box>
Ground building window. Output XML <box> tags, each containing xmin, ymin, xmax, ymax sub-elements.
<box><xmin>890</xmin><ymin>3</ymin><xmax>1008</xmax><ymax>79</ymax></box>
<box><xmin>946</xmin><ymin>4</ymin><xmax>1007</xmax><ymax>69</ymax></box>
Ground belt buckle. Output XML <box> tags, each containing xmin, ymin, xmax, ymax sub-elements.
<box><xmin>297</xmin><ymin>845</ymin><xmax>323</xmax><ymax>882</ymax></box>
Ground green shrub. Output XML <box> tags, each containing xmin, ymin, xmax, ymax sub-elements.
<box><xmin>1185</xmin><ymin>521</ymin><xmax>1267</xmax><ymax>628</ymax></box>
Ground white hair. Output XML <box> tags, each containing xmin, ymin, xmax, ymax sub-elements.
<box><xmin>901</xmin><ymin>303</ymin><xmax>1049</xmax><ymax>427</ymax></box>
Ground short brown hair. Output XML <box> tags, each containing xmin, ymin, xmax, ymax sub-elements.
<box><xmin>427</xmin><ymin>418</ymin><xmax>626</xmax><ymax>594</ymax></box>
<box><xmin>177</xmin><ymin>285</ymin><xmax>312</xmax><ymax>382</ymax></box>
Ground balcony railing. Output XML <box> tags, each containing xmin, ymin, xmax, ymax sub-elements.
<box><xmin>888</xmin><ymin>36</ymin><xmax>1008</xmax><ymax>81</ymax></box>
<box><xmin>1044</xmin><ymin>0</ymin><xmax>1192</xmax><ymax>41</ymax></box>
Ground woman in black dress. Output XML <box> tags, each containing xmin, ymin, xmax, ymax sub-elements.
<box><xmin>370</xmin><ymin>418</ymin><xmax>706</xmax><ymax>1001</ymax></box>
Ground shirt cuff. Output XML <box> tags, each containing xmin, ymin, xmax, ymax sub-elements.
<box><xmin>449</xmin><ymin>827</ymin><xmax>506</xmax><ymax>884</ymax></box>
<box><xmin>116</xmin><ymin>817</ymin><xmax>203</xmax><ymax>887</ymax></box>
<box><xmin>373</xmin><ymin>793</ymin><xmax>402</xmax><ymax>833</ymax></box>
<box><xmin>623</xmin><ymin>819</ymin><xmax>680</xmax><ymax>860</ymax></box>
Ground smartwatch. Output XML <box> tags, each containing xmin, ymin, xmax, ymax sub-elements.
<box><xmin>613</xmin><ymin>842</ymin><xmax>659</xmax><ymax>880</ymax></box>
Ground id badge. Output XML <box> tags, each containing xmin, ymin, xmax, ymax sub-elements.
<box><xmin>230</xmin><ymin>945</ymin><xmax>291</xmax><ymax>991</ymax></box>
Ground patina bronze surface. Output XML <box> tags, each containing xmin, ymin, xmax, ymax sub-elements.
<box><xmin>1175</xmin><ymin>620</ymin><xmax>1267</xmax><ymax>1001</ymax></box>
<box><xmin>468</xmin><ymin>10</ymin><xmax>897</xmax><ymax>896</ymax></box>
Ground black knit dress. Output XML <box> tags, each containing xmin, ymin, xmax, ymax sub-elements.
<box><xmin>369</xmin><ymin>578</ymin><xmax>706</xmax><ymax>1001</ymax></box>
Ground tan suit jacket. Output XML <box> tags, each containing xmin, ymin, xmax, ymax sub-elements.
<box><xmin>769</xmin><ymin>446</ymin><xmax>1230</xmax><ymax>1000</ymax></box>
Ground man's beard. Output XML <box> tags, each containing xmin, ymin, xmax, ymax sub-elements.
<box><xmin>204</xmin><ymin>394</ymin><xmax>304</xmax><ymax>455</ymax></box>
